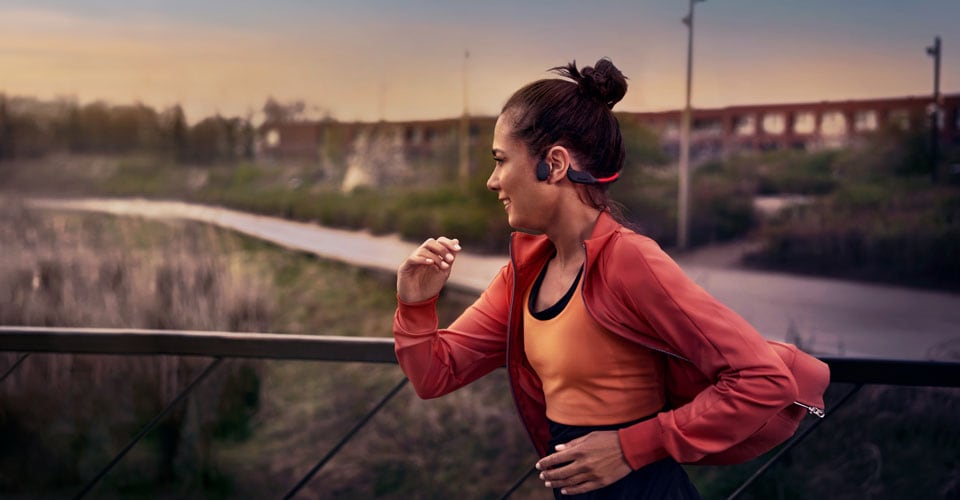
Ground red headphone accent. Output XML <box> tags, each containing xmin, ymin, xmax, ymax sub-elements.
<box><xmin>592</xmin><ymin>172</ymin><xmax>620</xmax><ymax>183</ymax></box>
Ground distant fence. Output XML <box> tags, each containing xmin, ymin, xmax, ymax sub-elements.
<box><xmin>2</xmin><ymin>326</ymin><xmax>959</xmax><ymax>499</ymax></box>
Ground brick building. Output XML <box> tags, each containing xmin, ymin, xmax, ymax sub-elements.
<box><xmin>259</xmin><ymin>94</ymin><xmax>959</xmax><ymax>162</ymax></box>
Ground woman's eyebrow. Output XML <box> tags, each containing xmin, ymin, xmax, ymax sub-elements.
<box><xmin>492</xmin><ymin>148</ymin><xmax>505</xmax><ymax>156</ymax></box>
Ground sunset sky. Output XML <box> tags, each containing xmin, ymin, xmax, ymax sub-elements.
<box><xmin>1</xmin><ymin>0</ymin><xmax>957</xmax><ymax>123</ymax></box>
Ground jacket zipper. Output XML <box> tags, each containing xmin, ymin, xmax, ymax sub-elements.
<box><xmin>792</xmin><ymin>401</ymin><xmax>826</xmax><ymax>418</ymax></box>
<box><xmin>504</xmin><ymin>235</ymin><xmax>544</xmax><ymax>456</ymax></box>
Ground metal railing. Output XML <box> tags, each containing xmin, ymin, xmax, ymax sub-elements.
<box><xmin>2</xmin><ymin>325</ymin><xmax>959</xmax><ymax>499</ymax></box>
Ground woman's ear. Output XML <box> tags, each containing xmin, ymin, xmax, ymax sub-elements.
<box><xmin>543</xmin><ymin>146</ymin><xmax>572</xmax><ymax>184</ymax></box>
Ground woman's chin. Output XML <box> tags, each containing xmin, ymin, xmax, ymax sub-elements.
<box><xmin>506</xmin><ymin>215</ymin><xmax>526</xmax><ymax>231</ymax></box>
<box><xmin>505</xmin><ymin>217</ymin><xmax>542</xmax><ymax>235</ymax></box>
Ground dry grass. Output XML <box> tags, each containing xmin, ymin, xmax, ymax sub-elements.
<box><xmin>0</xmin><ymin>202</ymin><xmax>269</xmax><ymax>331</ymax></box>
<box><xmin>0</xmin><ymin>199</ymin><xmax>272</xmax><ymax>496</ymax></box>
<box><xmin>0</xmin><ymin>200</ymin><xmax>541</xmax><ymax>499</ymax></box>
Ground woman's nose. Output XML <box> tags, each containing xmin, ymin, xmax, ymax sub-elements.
<box><xmin>486</xmin><ymin>169</ymin><xmax>500</xmax><ymax>192</ymax></box>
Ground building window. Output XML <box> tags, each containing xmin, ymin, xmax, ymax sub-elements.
<box><xmin>266</xmin><ymin>129</ymin><xmax>280</xmax><ymax>147</ymax></box>
<box><xmin>693</xmin><ymin>118</ymin><xmax>722</xmax><ymax>137</ymax></box>
<box><xmin>663</xmin><ymin>121</ymin><xmax>680</xmax><ymax>141</ymax></box>
<box><xmin>735</xmin><ymin>115</ymin><xmax>755</xmax><ymax>136</ymax></box>
<box><xmin>820</xmin><ymin>111</ymin><xmax>847</xmax><ymax>136</ymax></box>
<box><xmin>762</xmin><ymin>113</ymin><xmax>786</xmax><ymax>134</ymax></box>
<box><xmin>793</xmin><ymin>112</ymin><xmax>816</xmax><ymax>134</ymax></box>
<box><xmin>928</xmin><ymin>103</ymin><xmax>945</xmax><ymax>129</ymax></box>
<box><xmin>889</xmin><ymin>109</ymin><xmax>910</xmax><ymax>131</ymax></box>
<box><xmin>855</xmin><ymin>110</ymin><xmax>878</xmax><ymax>132</ymax></box>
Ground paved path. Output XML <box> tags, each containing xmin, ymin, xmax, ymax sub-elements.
<box><xmin>26</xmin><ymin>197</ymin><xmax>960</xmax><ymax>361</ymax></box>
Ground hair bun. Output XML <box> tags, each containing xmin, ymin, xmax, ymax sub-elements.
<box><xmin>553</xmin><ymin>58</ymin><xmax>628</xmax><ymax>109</ymax></box>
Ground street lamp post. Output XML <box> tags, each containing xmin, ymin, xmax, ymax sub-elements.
<box><xmin>460</xmin><ymin>50</ymin><xmax>471</xmax><ymax>187</ymax></box>
<box><xmin>926</xmin><ymin>36</ymin><xmax>941</xmax><ymax>183</ymax></box>
<box><xmin>678</xmin><ymin>0</ymin><xmax>705</xmax><ymax>250</ymax></box>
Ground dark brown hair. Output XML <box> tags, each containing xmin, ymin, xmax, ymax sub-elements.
<box><xmin>501</xmin><ymin>58</ymin><xmax>628</xmax><ymax>210</ymax></box>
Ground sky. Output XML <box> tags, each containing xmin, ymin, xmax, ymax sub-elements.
<box><xmin>0</xmin><ymin>0</ymin><xmax>957</xmax><ymax>124</ymax></box>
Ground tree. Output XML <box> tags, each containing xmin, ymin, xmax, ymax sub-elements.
<box><xmin>160</xmin><ymin>105</ymin><xmax>188</xmax><ymax>162</ymax></box>
<box><xmin>262</xmin><ymin>97</ymin><xmax>305</xmax><ymax>124</ymax></box>
<box><xmin>0</xmin><ymin>94</ymin><xmax>9</xmax><ymax>159</ymax></box>
<box><xmin>185</xmin><ymin>116</ymin><xmax>225</xmax><ymax>164</ymax></box>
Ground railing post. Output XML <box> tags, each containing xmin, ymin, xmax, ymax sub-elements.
<box><xmin>727</xmin><ymin>383</ymin><xmax>864</xmax><ymax>500</ymax></box>
<box><xmin>0</xmin><ymin>353</ymin><xmax>29</xmax><ymax>384</ymax></box>
<box><xmin>74</xmin><ymin>357</ymin><xmax>224</xmax><ymax>499</ymax></box>
<box><xmin>499</xmin><ymin>466</ymin><xmax>538</xmax><ymax>500</ymax></box>
<box><xmin>283</xmin><ymin>377</ymin><xmax>409</xmax><ymax>499</ymax></box>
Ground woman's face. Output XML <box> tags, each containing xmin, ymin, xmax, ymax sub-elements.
<box><xmin>487</xmin><ymin>113</ymin><xmax>554</xmax><ymax>232</ymax></box>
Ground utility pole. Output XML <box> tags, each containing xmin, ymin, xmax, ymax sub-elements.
<box><xmin>378</xmin><ymin>80</ymin><xmax>387</xmax><ymax>122</ymax></box>
<box><xmin>926</xmin><ymin>36</ymin><xmax>941</xmax><ymax>183</ymax></box>
<box><xmin>678</xmin><ymin>0</ymin><xmax>705</xmax><ymax>250</ymax></box>
<box><xmin>459</xmin><ymin>50</ymin><xmax>471</xmax><ymax>187</ymax></box>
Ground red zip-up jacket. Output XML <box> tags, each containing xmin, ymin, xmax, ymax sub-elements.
<box><xmin>394</xmin><ymin>212</ymin><xmax>806</xmax><ymax>470</ymax></box>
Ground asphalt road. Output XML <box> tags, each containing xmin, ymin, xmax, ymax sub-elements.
<box><xmin>26</xmin><ymin>197</ymin><xmax>960</xmax><ymax>361</ymax></box>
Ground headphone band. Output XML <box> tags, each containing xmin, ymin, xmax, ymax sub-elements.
<box><xmin>537</xmin><ymin>160</ymin><xmax>620</xmax><ymax>185</ymax></box>
<box><xmin>566</xmin><ymin>168</ymin><xmax>620</xmax><ymax>185</ymax></box>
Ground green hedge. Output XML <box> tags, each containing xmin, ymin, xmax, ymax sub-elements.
<box><xmin>747</xmin><ymin>184</ymin><xmax>960</xmax><ymax>289</ymax></box>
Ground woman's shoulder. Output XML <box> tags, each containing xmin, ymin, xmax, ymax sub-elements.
<box><xmin>599</xmin><ymin>227</ymin><xmax>686</xmax><ymax>285</ymax></box>
<box><xmin>605</xmin><ymin>225</ymin><xmax>670</xmax><ymax>261</ymax></box>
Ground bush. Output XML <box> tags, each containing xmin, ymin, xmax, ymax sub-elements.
<box><xmin>747</xmin><ymin>184</ymin><xmax>960</xmax><ymax>289</ymax></box>
<box><xmin>754</xmin><ymin>150</ymin><xmax>839</xmax><ymax>195</ymax></box>
<box><xmin>611</xmin><ymin>166</ymin><xmax>756</xmax><ymax>247</ymax></box>
<box><xmin>690</xmin><ymin>172</ymin><xmax>756</xmax><ymax>245</ymax></box>
<box><xmin>0</xmin><ymin>204</ymin><xmax>268</xmax><ymax>496</ymax></box>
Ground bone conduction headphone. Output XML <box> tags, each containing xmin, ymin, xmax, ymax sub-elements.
<box><xmin>536</xmin><ymin>159</ymin><xmax>620</xmax><ymax>184</ymax></box>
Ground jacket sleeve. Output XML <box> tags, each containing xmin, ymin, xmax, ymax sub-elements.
<box><xmin>613</xmin><ymin>239</ymin><xmax>799</xmax><ymax>469</ymax></box>
<box><xmin>393</xmin><ymin>265</ymin><xmax>511</xmax><ymax>399</ymax></box>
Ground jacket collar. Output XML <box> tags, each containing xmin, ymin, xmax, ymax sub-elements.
<box><xmin>586</xmin><ymin>210</ymin><xmax>623</xmax><ymax>247</ymax></box>
<box><xmin>509</xmin><ymin>211</ymin><xmax>623</xmax><ymax>271</ymax></box>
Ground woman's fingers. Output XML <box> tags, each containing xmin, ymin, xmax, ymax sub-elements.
<box><xmin>424</xmin><ymin>237</ymin><xmax>461</xmax><ymax>264</ymax></box>
<box><xmin>542</xmin><ymin>472</ymin><xmax>598</xmax><ymax>495</ymax></box>
<box><xmin>414</xmin><ymin>237</ymin><xmax>461</xmax><ymax>270</ymax></box>
<box><xmin>397</xmin><ymin>237</ymin><xmax>462</xmax><ymax>303</ymax></box>
<box><xmin>535</xmin><ymin>431</ymin><xmax>631</xmax><ymax>495</ymax></box>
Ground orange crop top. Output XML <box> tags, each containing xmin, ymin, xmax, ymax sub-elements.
<box><xmin>524</xmin><ymin>266</ymin><xmax>667</xmax><ymax>426</ymax></box>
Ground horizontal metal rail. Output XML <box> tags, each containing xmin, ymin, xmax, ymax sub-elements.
<box><xmin>3</xmin><ymin>326</ymin><xmax>959</xmax><ymax>387</ymax></box>
<box><xmin>818</xmin><ymin>356</ymin><xmax>960</xmax><ymax>387</ymax></box>
<box><xmin>0</xmin><ymin>326</ymin><xmax>397</xmax><ymax>363</ymax></box>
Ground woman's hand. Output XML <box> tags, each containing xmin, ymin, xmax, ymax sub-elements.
<box><xmin>397</xmin><ymin>237</ymin><xmax>462</xmax><ymax>303</ymax></box>
<box><xmin>535</xmin><ymin>430</ymin><xmax>632</xmax><ymax>495</ymax></box>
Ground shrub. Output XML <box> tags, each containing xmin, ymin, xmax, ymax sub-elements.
<box><xmin>0</xmin><ymin>204</ymin><xmax>267</xmax><ymax>495</ymax></box>
<box><xmin>747</xmin><ymin>184</ymin><xmax>960</xmax><ymax>289</ymax></box>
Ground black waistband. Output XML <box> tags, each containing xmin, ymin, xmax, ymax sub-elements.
<box><xmin>547</xmin><ymin>413</ymin><xmax>657</xmax><ymax>450</ymax></box>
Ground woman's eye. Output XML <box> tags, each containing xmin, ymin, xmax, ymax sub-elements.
<box><xmin>493</xmin><ymin>157</ymin><xmax>504</xmax><ymax>166</ymax></box>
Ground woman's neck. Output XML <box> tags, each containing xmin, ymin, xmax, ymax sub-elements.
<box><xmin>545</xmin><ymin>205</ymin><xmax>601</xmax><ymax>270</ymax></box>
